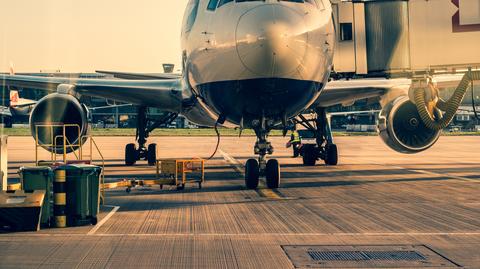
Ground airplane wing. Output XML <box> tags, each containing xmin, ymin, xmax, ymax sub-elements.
<box><xmin>315</xmin><ymin>74</ymin><xmax>464</xmax><ymax>107</ymax></box>
<box><xmin>95</xmin><ymin>70</ymin><xmax>181</xmax><ymax>80</ymax></box>
<box><xmin>0</xmin><ymin>74</ymin><xmax>183</xmax><ymax>112</ymax></box>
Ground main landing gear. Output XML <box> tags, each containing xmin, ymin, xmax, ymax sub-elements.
<box><xmin>294</xmin><ymin>107</ymin><xmax>338</xmax><ymax>167</ymax></box>
<box><xmin>125</xmin><ymin>106</ymin><xmax>178</xmax><ymax>166</ymax></box>
<box><xmin>245</xmin><ymin>126</ymin><xmax>281</xmax><ymax>190</ymax></box>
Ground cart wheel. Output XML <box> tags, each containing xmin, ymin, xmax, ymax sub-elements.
<box><xmin>198</xmin><ymin>182</ymin><xmax>202</xmax><ymax>189</ymax></box>
<box><xmin>160</xmin><ymin>185</ymin><xmax>163</xmax><ymax>190</ymax></box>
<box><xmin>177</xmin><ymin>184</ymin><xmax>185</xmax><ymax>191</ymax></box>
<box><xmin>126</xmin><ymin>187</ymin><xmax>131</xmax><ymax>193</ymax></box>
<box><xmin>91</xmin><ymin>217</ymin><xmax>98</xmax><ymax>225</ymax></box>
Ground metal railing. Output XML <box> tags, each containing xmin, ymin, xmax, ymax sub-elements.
<box><xmin>34</xmin><ymin>123</ymin><xmax>106</xmax><ymax>202</ymax></box>
<box><xmin>35</xmin><ymin>124</ymin><xmax>81</xmax><ymax>164</ymax></box>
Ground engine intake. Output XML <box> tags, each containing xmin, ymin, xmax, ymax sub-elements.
<box><xmin>378</xmin><ymin>96</ymin><xmax>441</xmax><ymax>154</ymax></box>
<box><xmin>30</xmin><ymin>93</ymin><xmax>89</xmax><ymax>153</ymax></box>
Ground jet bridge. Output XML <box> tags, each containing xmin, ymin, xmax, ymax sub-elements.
<box><xmin>332</xmin><ymin>0</ymin><xmax>480</xmax><ymax>77</ymax></box>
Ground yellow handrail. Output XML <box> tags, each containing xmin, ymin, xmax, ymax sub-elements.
<box><xmin>35</xmin><ymin>124</ymin><xmax>82</xmax><ymax>165</ymax></box>
<box><xmin>82</xmin><ymin>135</ymin><xmax>106</xmax><ymax>202</ymax></box>
<box><xmin>34</xmin><ymin>123</ymin><xmax>106</xmax><ymax>203</ymax></box>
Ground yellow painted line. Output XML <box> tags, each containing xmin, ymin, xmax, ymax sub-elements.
<box><xmin>102</xmin><ymin>181</ymin><xmax>129</xmax><ymax>189</ymax></box>
<box><xmin>218</xmin><ymin>149</ymin><xmax>283</xmax><ymax>200</ymax></box>
<box><xmin>257</xmin><ymin>188</ymin><xmax>282</xmax><ymax>199</ymax></box>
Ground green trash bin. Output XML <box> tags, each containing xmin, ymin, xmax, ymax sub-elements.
<box><xmin>59</xmin><ymin>165</ymin><xmax>102</xmax><ymax>226</ymax></box>
<box><xmin>19</xmin><ymin>166</ymin><xmax>54</xmax><ymax>228</ymax></box>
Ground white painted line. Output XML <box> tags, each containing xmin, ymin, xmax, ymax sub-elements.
<box><xmin>218</xmin><ymin>149</ymin><xmax>244</xmax><ymax>175</ymax></box>
<box><xmin>387</xmin><ymin>164</ymin><xmax>478</xmax><ymax>183</ymax></box>
<box><xmin>89</xmin><ymin>232</ymin><xmax>480</xmax><ymax>237</ymax></box>
<box><xmin>87</xmin><ymin>205</ymin><xmax>120</xmax><ymax>235</ymax></box>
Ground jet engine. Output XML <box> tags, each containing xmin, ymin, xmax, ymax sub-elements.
<box><xmin>30</xmin><ymin>93</ymin><xmax>89</xmax><ymax>153</ymax></box>
<box><xmin>378</xmin><ymin>96</ymin><xmax>441</xmax><ymax>154</ymax></box>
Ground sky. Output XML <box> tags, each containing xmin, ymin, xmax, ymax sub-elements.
<box><xmin>0</xmin><ymin>0</ymin><xmax>189</xmax><ymax>73</ymax></box>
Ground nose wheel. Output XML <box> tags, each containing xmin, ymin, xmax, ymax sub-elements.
<box><xmin>245</xmin><ymin>159</ymin><xmax>260</xmax><ymax>189</ymax></box>
<box><xmin>265</xmin><ymin>159</ymin><xmax>280</xmax><ymax>189</ymax></box>
<box><xmin>244</xmin><ymin>126</ymin><xmax>281</xmax><ymax>189</ymax></box>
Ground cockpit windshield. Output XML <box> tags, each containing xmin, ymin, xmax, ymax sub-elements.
<box><xmin>207</xmin><ymin>0</ymin><xmax>319</xmax><ymax>11</ymax></box>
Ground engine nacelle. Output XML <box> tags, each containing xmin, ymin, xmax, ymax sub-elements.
<box><xmin>378</xmin><ymin>96</ymin><xmax>441</xmax><ymax>154</ymax></box>
<box><xmin>30</xmin><ymin>93</ymin><xmax>89</xmax><ymax>153</ymax></box>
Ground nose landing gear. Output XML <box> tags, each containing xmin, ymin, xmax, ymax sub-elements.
<box><xmin>245</xmin><ymin>126</ymin><xmax>281</xmax><ymax>189</ymax></box>
<box><xmin>124</xmin><ymin>106</ymin><xmax>178</xmax><ymax>166</ymax></box>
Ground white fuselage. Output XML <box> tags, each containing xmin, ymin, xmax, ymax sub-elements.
<box><xmin>180</xmin><ymin>0</ymin><xmax>335</xmax><ymax>128</ymax></box>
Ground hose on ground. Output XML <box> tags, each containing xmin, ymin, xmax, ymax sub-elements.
<box><xmin>414</xmin><ymin>70</ymin><xmax>480</xmax><ymax>131</ymax></box>
<box><xmin>206</xmin><ymin>121</ymin><xmax>221</xmax><ymax>160</ymax></box>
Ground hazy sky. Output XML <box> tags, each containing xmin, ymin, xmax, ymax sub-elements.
<box><xmin>0</xmin><ymin>0</ymin><xmax>189</xmax><ymax>73</ymax></box>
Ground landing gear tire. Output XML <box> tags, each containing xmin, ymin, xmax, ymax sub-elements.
<box><xmin>324</xmin><ymin>143</ymin><xmax>338</xmax><ymax>166</ymax></box>
<box><xmin>245</xmin><ymin>159</ymin><xmax>260</xmax><ymax>189</ymax></box>
<box><xmin>302</xmin><ymin>145</ymin><xmax>317</xmax><ymax>166</ymax></box>
<box><xmin>125</xmin><ymin>143</ymin><xmax>137</xmax><ymax>166</ymax></box>
<box><xmin>147</xmin><ymin>143</ymin><xmax>157</xmax><ymax>166</ymax></box>
<box><xmin>265</xmin><ymin>159</ymin><xmax>280</xmax><ymax>189</ymax></box>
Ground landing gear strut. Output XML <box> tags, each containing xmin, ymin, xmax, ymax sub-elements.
<box><xmin>125</xmin><ymin>106</ymin><xmax>178</xmax><ymax>166</ymax></box>
<box><xmin>245</xmin><ymin>123</ymin><xmax>281</xmax><ymax>189</ymax></box>
<box><xmin>295</xmin><ymin>108</ymin><xmax>338</xmax><ymax>166</ymax></box>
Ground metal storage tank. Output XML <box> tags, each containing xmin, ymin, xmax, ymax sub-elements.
<box><xmin>365</xmin><ymin>1</ymin><xmax>411</xmax><ymax>73</ymax></box>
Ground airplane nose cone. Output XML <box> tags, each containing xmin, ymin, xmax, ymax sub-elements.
<box><xmin>236</xmin><ymin>5</ymin><xmax>308</xmax><ymax>77</ymax></box>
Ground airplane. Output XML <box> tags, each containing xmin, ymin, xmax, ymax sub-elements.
<box><xmin>1</xmin><ymin>0</ymin><xmax>478</xmax><ymax>190</ymax></box>
<box><xmin>0</xmin><ymin>90</ymin><xmax>37</xmax><ymax>128</ymax></box>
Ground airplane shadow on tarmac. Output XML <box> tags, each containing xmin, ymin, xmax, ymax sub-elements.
<box><xmin>105</xmin><ymin>171</ymin><xmax>453</xmax><ymax>210</ymax></box>
<box><xmin>109</xmin><ymin>175</ymin><xmax>453</xmax><ymax>212</ymax></box>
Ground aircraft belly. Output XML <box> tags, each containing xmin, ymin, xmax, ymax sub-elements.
<box><xmin>196</xmin><ymin>78</ymin><xmax>324</xmax><ymax>127</ymax></box>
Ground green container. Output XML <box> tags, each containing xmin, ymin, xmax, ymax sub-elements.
<box><xmin>19</xmin><ymin>167</ymin><xmax>54</xmax><ymax>227</ymax></box>
<box><xmin>59</xmin><ymin>165</ymin><xmax>102</xmax><ymax>226</ymax></box>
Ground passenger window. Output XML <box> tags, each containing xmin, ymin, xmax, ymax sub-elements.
<box><xmin>207</xmin><ymin>0</ymin><xmax>219</xmax><ymax>11</ymax></box>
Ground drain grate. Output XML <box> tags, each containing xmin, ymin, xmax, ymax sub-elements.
<box><xmin>283</xmin><ymin>245</ymin><xmax>461</xmax><ymax>268</ymax></box>
<box><xmin>308</xmin><ymin>250</ymin><xmax>426</xmax><ymax>262</ymax></box>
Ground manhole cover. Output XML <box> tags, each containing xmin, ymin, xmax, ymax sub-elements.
<box><xmin>282</xmin><ymin>245</ymin><xmax>461</xmax><ymax>268</ymax></box>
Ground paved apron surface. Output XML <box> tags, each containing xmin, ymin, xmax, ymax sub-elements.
<box><xmin>1</xmin><ymin>136</ymin><xmax>480</xmax><ymax>268</ymax></box>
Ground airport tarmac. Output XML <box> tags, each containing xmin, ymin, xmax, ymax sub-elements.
<box><xmin>1</xmin><ymin>135</ymin><xmax>480</xmax><ymax>268</ymax></box>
